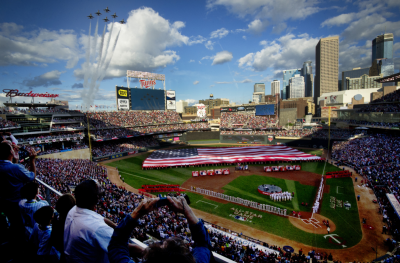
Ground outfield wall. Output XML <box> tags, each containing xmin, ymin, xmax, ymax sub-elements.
<box><xmin>182</xmin><ymin>131</ymin><xmax>220</xmax><ymax>141</ymax></box>
<box><xmin>219</xmin><ymin>135</ymin><xmax>345</xmax><ymax>149</ymax></box>
<box><xmin>37</xmin><ymin>148</ymin><xmax>91</xmax><ymax>160</ymax></box>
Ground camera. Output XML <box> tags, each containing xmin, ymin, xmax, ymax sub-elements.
<box><xmin>154</xmin><ymin>193</ymin><xmax>191</xmax><ymax>208</ymax></box>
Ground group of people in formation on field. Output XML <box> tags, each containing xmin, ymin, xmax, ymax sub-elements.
<box><xmin>270</xmin><ymin>191</ymin><xmax>293</xmax><ymax>202</ymax></box>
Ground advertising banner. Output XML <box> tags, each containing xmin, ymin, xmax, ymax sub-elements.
<box><xmin>245</xmin><ymin>106</ymin><xmax>256</xmax><ymax>111</ymax></box>
<box><xmin>116</xmin><ymin>87</ymin><xmax>129</xmax><ymax>99</ymax></box>
<box><xmin>118</xmin><ymin>98</ymin><xmax>130</xmax><ymax>110</ymax></box>
<box><xmin>166</xmin><ymin>90</ymin><xmax>176</xmax><ymax>100</ymax></box>
<box><xmin>221</xmin><ymin>107</ymin><xmax>237</xmax><ymax>112</ymax></box>
<box><xmin>167</xmin><ymin>100</ymin><xmax>176</xmax><ymax>110</ymax></box>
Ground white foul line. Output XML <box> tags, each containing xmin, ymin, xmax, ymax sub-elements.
<box><xmin>196</xmin><ymin>200</ymin><xmax>219</xmax><ymax>209</ymax></box>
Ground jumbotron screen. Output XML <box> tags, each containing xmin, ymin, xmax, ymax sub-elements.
<box><xmin>255</xmin><ymin>104</ymin><xmax>275</xmax><ymax>116</ymax></box>
<box><xmin>130</xmin><ymin>89</ymin><xmax>165</xmax><ymax>110</ymax></box>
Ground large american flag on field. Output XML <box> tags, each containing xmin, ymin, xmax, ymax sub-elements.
<box><xmin>142</xmin><ymin>146</ymin><xmax>322</xmax><ymax>168</ymax></box>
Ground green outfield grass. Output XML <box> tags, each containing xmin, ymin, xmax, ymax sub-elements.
<box><xmin>221</xmin><ymin>175</ymin><xmax>316</xmax><ymax>212</ymax></box>
<box><xmin>107</xmin><ymin>147</ymin><xmax>362</xmax><ymax>249</ymax></box>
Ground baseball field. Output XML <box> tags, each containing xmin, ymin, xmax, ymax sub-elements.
<box><xmin>106</xmin><ymin>146</ymin><xmax>362</xmax><ymax>250</ymax></box>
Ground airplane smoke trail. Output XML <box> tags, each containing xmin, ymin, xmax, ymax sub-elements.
<box><xmin>96</xmin><ymin>27</ymin><xmax>121</xmax><ymax>85</ymax></box>
<box><xmin>100</xmin><ymin>20</ymin><xmax>114</xmax><ymax>70</ymax></box>
<box><xmin>82</xmin><ymin>10</ymin><xmax>122</xmax><ymax>108</ymax></box>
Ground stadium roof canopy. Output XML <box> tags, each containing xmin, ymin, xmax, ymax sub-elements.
<box><xmin>373</xmin><ymin>72</ymin><xmax>400</xmax><ymax>83</ymax></box>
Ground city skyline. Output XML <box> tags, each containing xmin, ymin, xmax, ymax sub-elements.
<box><xmin>1</xmin><ymin>0</ymin><xmax>400</xmax><ymax>108</ymax></box>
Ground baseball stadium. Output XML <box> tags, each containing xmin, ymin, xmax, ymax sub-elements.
<box><xmin>1</xmin><ymin>4</ymin><xmax>400</xmax><ymax>262</ymax></box>
<box><xmin>2</xmin><ymin>72</ymin><xmax>400</xmax><ymax>262</ymax></box>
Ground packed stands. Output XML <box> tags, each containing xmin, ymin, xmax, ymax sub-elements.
<box><xmin>220</xmin><ymin>112</ymin><xmax>276</xmax><ymax>128</ymax></box>
<box><xmin>336</xmin><ymin>119</ymin><xmax>400</xmax><ymax>128</ymax></box>
<box><xmin>52</xmin><ymin>117</ymin><xmax>84</xmax><ymax>122</ymax></box>
<box><xmin>221</xmin><ymin>129</ymin><xmax>365</xmax><ymax>139</ymax></box>
<box><xmin>372</xmin><ymin>89</ymin><xmax>400</xmax><ymax>103</ymax></box>
<box><xmin>357</xmin><ymin>103</ymin><xmax>400</xmax><ymax>113</ymax></box>
<box><xmin>92</xmin><ymin>123</ymin><xmax>209</xmax><ymax>140</ymax></box>
<box><xmin>14</xmin><ymin>133</ymin><xmax>84</xmax><ymax>144</ymax></box>
<box><xmin>0</xmin><ymin>118</ymin><xmax>19</xmax><ymax>129</ymax></box>
<box><xmin>86</xmin><ymin>111</ymin><xmax>182</xmax><ymax>128</ymax></box>
<box><xmin>51</xmin><ymin>124</ymin><xmax>85</xmax><ymax>131</ymax></box>
<box><xmin>332</xmin><ymin>134</ymin><xmax>400</xmax><ymax>169</ymax></box>
<box><xmin>332</xmin><ymin>135</ymin><xmax>400</xmax><ymax>244</ymax></box>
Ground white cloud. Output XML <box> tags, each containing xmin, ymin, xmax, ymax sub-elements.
<box><xmin>75</xmin><ymin>7</ymin><xmax>190</xmax><ymax>79</ymax></box>
<box><xmin>207</xmin><ymin>0</ymin><xmax>321</xmax><ymax>31</ymax></box>
<box><xmin>212</xmin><ymin>51</ymin><xmax>233</xmax><ymax>65</ymax></box>
<box><xmin>242</xmin><ymin>36</ymin><xmax>247</xmax><ymax>40</ymax></box>
<box><xmin>321</xmin><ymin>13</ymin><xmax>356</xmax><ymax>27</ymax></box>
<box><xmin>238</xmin><ymin>53</ymin><xmax>254</xmax><ymax>67</ymax></box>
<box><xmin>237</xmin><ymin>78</ymin><xmax>252</xmax><ymax>83</ymax></box>
<box><xmin>185</xmin><ymin>99</ymin><xmax>197</xmax><ymax>105</ymax></box>
<box><xmin>0</xmin><ymin>22</ymin><xmax>79</xmax><ymax>68</ymax></box>
<box><xmin>341</xmin><ymin>14</ymin><xmax>400</xmax><ymax>45</ymax></box>
<box><xmin>238</xmin><ymin>33</ymin><xmax>319</xmax><ymax>71</ymax></box>
<box><xmin>22</xmin><ymin>70</ymin><xmax>64</xmax><ymax>87</ymax></box>
<box><xmin>210</xmin><ymin>85</ymin><xmax>215</xmax><ymax>87</ymax></box>
<box><xmin>188</xmin><ymin>35</ymin><xmax>207</xmax><ymax>45</ymax></box>
<box><xmin>210</xmin><ymin>28</ymin><xmax>229</xmax><ymax>39</ymax></box>
<box><xmin>248</xmin><ymin>19</ymin><xmax>268</xmax><ymax>35</ymax></box>
<box><xmin>216</xmin><ymin>81</ymin><xmax>231</xmax><ymax>84</ymax></box>
<box><xmin>205</xmin><ymin>40</ymin><xmax>214</xmax><ymax>50</ymax></box>
<box><xmin>189</xmin><ymin>59</ymin><xmax>195</xmax><ymax>63</ymax></box>
<box><xmin>193</xmin><ymin>80</ymin><xmax>200</xmax><ymax>85</ymax></box>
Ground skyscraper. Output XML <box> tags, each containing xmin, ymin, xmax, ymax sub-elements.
<box><xmin>315</xmin><ymin>36</ymin><xmax>339</xmax><ymax>105</ymax></box>
<box><xmin>271</xmin><ymin>80</ymin><xmax>280</xmax><ymax>96</ymax></box>
<box><xmin>372</xmin><ymin>33</ymin><xmax>393</xmax><ymax>63</ymax></box>
<box><xmin>289</xmin><ymin>74</ymin><xmax>305</xmax><ymax>98</ymax></box>
<box><xmin>301</xmin><ymin>61</ymin><xmax>313</xmax><ymax>97</ymax></box>
<box><xmin>282</xmin><ymin>69</ymin><xmax>301</xmax><ymax>99</ymax></box>
<box><xmin>253</xmin><ymin>83</ymin><xmax>265</xmax><ymax>103</ymax></box>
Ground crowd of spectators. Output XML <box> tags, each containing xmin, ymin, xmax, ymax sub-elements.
<box><xmin>332</xmin><ymin>134</ymin><xmax>400</xmax><ymax>245</ymax></box>
<box><xmin>332</xmin><ymin>134</ymin><xmax>400</xmax><ymax>169</ymax></box>
<box><xmin>221</xmin><ymin>113</ymin><xmax>276</xmax><ymax>129</ymax></box>
<box><xmin>220</xmin><ymin>129</ymin><xmax>364</xmax><ymax>139</ymax></box>
<box><xmin>335</xmin><ymin>119</ymin><xmax>400</xmax><ymax>128</ymax></box>
<box><xmin>52</xmin><ymin>117</ymin><xmax>84</xmax><ymax>122</ymax></box>
<box><xmin>0</xmin><ymin>118</ymin><xmax>19</xmax><ymax>129</ymax></box>
<box><xmin>92</xmin><ymin>123</ymin><xmax>209</xmax><ymax>140</ymax></box>
<box><xmin>372</xmin><ymin>89</ymin><xmax>400</xmax><ymax>103</ymax></box>
<box><xmin>51</xmin><ymin>124</ymin><xmax>85</xmax><ymax>131</ymax></box>
<box><xmin>14</xmin><ymin>132</ymin><xmax>84</xmax><ymax>144</ymax></box>
<box><xmin>9</xmin><ymin>108</ymin><xmax>75</xmax><ymax>114</ymax></box>
<box><xmin>86</xmin><ymin>111</ymin><xmax>182</xmax><ymax>128</ymax></box>
<box><xmin>357</xmin><ymin>104</ymin><xmax>400</xmax><ymax>113</ymax></box>
<box><xmin>92</xmin><ymin>137</ymin><xmax>159</xmax><ymax>157</ymax></box>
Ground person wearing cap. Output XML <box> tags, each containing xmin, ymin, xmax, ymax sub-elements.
<box><xmin>0</xmin><ymin>133</ymin><xmax>37</xmax><ymax>242</ymax></box>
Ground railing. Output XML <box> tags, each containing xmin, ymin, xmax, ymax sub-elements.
<box><xmin>35</xmin><ymin>179</ymin><xmax>235</xmax><ymax>263</ymax></box>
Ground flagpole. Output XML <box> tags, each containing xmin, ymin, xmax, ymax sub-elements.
<box><xmin>87</xmin><ymin>114</ymin><xmax>93</xmax><ymax>162</ymax></box>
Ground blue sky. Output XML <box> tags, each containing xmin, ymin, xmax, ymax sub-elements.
<box><xmin>1</xmin><ymin>0</ymin><xmax>400</xmax><ymax>108</ymax></box>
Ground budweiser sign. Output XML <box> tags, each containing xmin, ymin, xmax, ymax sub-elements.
<box><xmin>3</xmin><ymin>89</ymin><xmax>59</xmax><ymax>98</ymax></box>
<box><xmin>139</xmin><ymin>80</ymin><xmax>156</xmax><ymax>89</ymax></box>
